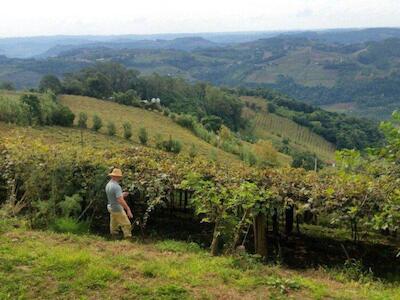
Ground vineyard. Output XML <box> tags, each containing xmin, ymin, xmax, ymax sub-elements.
<box><xmin>1</xmin><ymin>90</ymin><xmax>400</xmax><ymax>299</ymax></box>
<box><xmin>241</xmin><ymin>96</ymin><xmax>336</xmax><ymax>162</ymax></box>
<box><xmin>1</xmin><ymin>116</ymin><xmax>399</xmax><ymax>259</ymax></box>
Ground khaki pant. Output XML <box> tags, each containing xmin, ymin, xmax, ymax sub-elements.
<box><xmin>107</xmin><ymin>207</ymin><xmax>132</xmax><ymax>238</ymax></box>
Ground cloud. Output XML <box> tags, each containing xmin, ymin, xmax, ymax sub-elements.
<box><xmin>296</xmin><ymin>8</ymin><xmax>314</xmax><ymax>19</ymax></box>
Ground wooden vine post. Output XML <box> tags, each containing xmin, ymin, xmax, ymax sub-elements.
<box><xmin>210</xmin><ymin>218</ymin><xmax>221</xmax><ymax>256</ymax></box>
<box><xmin>285</xmin><ymin>205</ymin><xmax>294</xmax><ymax>235</ymax></box>
<box><xmin>253</xmin><ymin>212</ymin><xmax>267</xmax><ymax>258</ymax></box>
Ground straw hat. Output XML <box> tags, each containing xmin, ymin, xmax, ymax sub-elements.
<box><xmin>108</xmin><ymin>168</ymin><xmax>123</xmax><ymax>177</ymax></box>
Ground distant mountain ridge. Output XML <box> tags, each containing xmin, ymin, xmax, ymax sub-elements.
<box><xmin>2</xmin><ymin>27</ymin><xmax>400</xmax><ymax>58</ymax></box>
<box><xmin>39</xmin><ymin>37</ymin><xmax>220</xmax><ymax>58</ymax></box>
<box><xmin>2</xmin><ymin>27</ymin><xmax>400</xmax><ymax>120</ymax></box>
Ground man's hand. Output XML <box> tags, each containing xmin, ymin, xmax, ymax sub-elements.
<box><xmin>127</xmin><ymin>210</ymin><xmax>133</xmax><ymax>219</ymax></box>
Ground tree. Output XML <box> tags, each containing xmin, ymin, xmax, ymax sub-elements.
<box><xmin>20</xmin><ymin>94</ymin><xmax>41</xmax><ymax>125</ymax></box>
<box><xmin>107</xmin><ymin>122</ymin><xmax>116</xmax><ymax>136</ymax></box>
<box><xmin>113</xmin><ymin>90</ymin><xmax>140</xmax><ymax>106</ymax></box>
<box><xmin>92</xmin><ymin>115</ymin><xmax>103</xmax><ymax>132</ymax></box>
<box><xmin>181</xmin><ymin>173</ymin><xmax>235</xmax><ymax>256</ymax></box>
<box><xmin>138</xmin><ymin>127</ymin><xmax>148</xmax><ymax>145</ymax></box>
<box><xmin>77</xmin><ymin>112</ymin><xmax>88</xmax><ymax>129</ymax></box>
<box><xmin>51</xmin><ymin>105</ymin><xmax>75</xmax><ymax>127</ymax></box>
<box><xmin>201</xmin><ymin>115</ymin><xmax>222</xmax><ymax>132</ymax></box>
<box><xmin>85</xmin><ymin>74</ymin><xmax>112</xmax><ymax>99</ymax></box>
<box><xmin>39</xmin><ymin>75</ymin><xmax>63</xmax><ymax>94</ymax></box>
<box><xmin>0</xmin><ymin>81</ymin><xmax>15</xmax><ymax>91</ymax></box>
<box><xmin>123</xmin><ymin>122</ymin><xmax>133</xmax><ymax>140</ymax></box>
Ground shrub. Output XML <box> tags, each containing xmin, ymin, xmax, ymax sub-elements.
<box><xmin>0</xmin><ymin>93</ymin><xmax>74</xmax><ymax>127</ymax></box>
<box><xmin>201</xmin><ymin>115</ymin><xmax>223</xmax><ymax>132</ymax></box>
<box><xmin>50</xmin><ymin>217</ymin><xmax>90</xmax><ymax>235</ymax></box>
<box><xmin>189</xmin><ymin>144</ymin><xmax>198</xmax><ymax>158</ymax></box>
<box><xmin>268</xmin><ymin>103</ymin><xmax>277</xmax><ymax>113</ymax></box>
<box><xmin>154</xmin><ymin>133</ymin><xmax>163</xmax><ymax>149</ymax></box>
<box><xmin>78</xmin><ymin>112</ymin><xmax>88</xmax><ymax>129</ymax></box>
<box><xmin>107</xmin><ymin>122</ymin><xmax>116</xmax><ymax>136</ymax></box>
<box><xmin>193</xmin><ymin>122</ymin><xmax>216</xmax><ymax>144</ymax></box>
<box><xmin>170</xmin><ymin>113</ymin><xmax>177</xmax><ymax>121</ymax></box>
<box><xmin>0</xmin><ymin>97</ymin><xmax>30</xmax><ymax>125</ymax></box>
<box><xmin>138</xmin><ymin>127</ymin><xmax>148</xmax><ymax>145</ymax></box>
<box><xmin>58</xmin><ymin>194</ymin><xmax>82</xmax><ymax>218</ymax></box>
<box><xmin>52</xmin><ymin>105</ymin><xmax>75</xmax><ymax>127</ymax></box>
<box><xmin>112</xmin><ymin>89</ymin><xmax>140</xmax><ymax>106</ymax></box>
<box><xmin>239</xmin><ymin>146</ymin><xmax>257</xmax><ymax>166</ymax></box>
<box><xmin>92</xmin><ymin>114</ymin><xmax>103</xmax><ymax>132</ymax></box>
<box><xmin>163</xmin><ymin>108</ymin><xmax>170</xmax><ymax>117</ymax></box>
<box><xmin>160</xmin><ymin>136</ymin><xmax>182</xmax><ymax>154</ymax></box>
<box><xmin>291</xmin><ymin>151</ymin><xmax>323</xmax><ymax>171</ymax></box>
<box><xmin>175</xmin><ymin>114</ymin><xmax>196</xmax><ymax>130</ymax></box>
<box><xmin>123</xmin><ymin>122</ymin><xmax>133</xmax><ymax>140</ymax></box>
<box><xmin>156</xmin><ymin>240</ymin><xmax>201</xmax><ymax>253</ymax></box>
<box><xmin>252</xmin><ymin>140</ymin><xmax>279</xmax><ymax>167</ymax></box>
<box><xmin>21</xmin><ymin>94</ymin><xmax>41</xmax><ymax>125</ymax></box>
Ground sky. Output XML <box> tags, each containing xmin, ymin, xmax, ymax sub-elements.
<box><xmin>1</xmin><ymin>0</ymin><xmax>400</xmax><ymax>37</ymax></box>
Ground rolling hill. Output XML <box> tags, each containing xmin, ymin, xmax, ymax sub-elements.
<box><xmin>2</xmin><ymin>28</ymin><xmax>400</xmax><ymax>119</ymax></box>
<box><xmin>1</xmin><ymin>91</ymin><xmax>300</xmax><ymax>166</ymax></box>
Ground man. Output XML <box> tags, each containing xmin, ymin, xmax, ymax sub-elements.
<box><xmin>105</xmin><ymin>168</ymin><xmax>133</xmax><ymax>239</ymax></box>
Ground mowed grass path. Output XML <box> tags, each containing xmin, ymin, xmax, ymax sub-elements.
<box><xmin>59</xmin><ymin>95</ymin><xmax>240</xmax><ymax>164</ymax></box>
<box><xmin>1</xmin><ymin>223</ymin><xmax>399</xmax><ymax>300</ymax></box>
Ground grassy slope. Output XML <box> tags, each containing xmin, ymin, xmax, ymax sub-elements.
<box><xmin>1</xmin><ymin>222</ymin><xmax>399</xmax><ymax>300</ymax></box>
<box><xmin>59</xmin><ymin>94</ymin><xmax>264</xmax><ymax>166</ymax></box>
<box><xmin>241</xmin><ymin>96</ymin><xmax>336</xmax><ymax>162</ymax></box>
<box><xmin>1</xmin><ymin>90</ymin><xmax>326</xmax><ymax>165</ymax></box>
<box><xmin>61</xmin><ymin>95</ymin><xmax>293</xmax><ymax>166</ymax></box>
<box><xmin>0</xmin><ymin>91</ymin><xmax>244</xmax><ymax>166</ymax></box>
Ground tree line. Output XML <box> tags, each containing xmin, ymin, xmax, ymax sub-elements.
<box><xmin>38</xmin><ymin>62</ymin><xmax>245</xmax><ymax>132</ymax></box>
<box><xmin>35</xmin><ymin>62</ymin><xmax>384</xmax><ymax>151</ymax></box>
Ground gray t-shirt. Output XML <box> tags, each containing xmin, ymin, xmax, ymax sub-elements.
<box><xmin>105</xmin><ymin>179</ymin><xmax>123</xmax><ymax>212</ymax></box>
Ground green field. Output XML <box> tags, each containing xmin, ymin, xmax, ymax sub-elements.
<box><xmin>1</xmin><ymin>220</ymin><xmax>399</xmax><ymax>300</ymax></box>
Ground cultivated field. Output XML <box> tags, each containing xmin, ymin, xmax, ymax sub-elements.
<box><xmin>241</xmin><ymin>96</ymin><xmax>336</xmax><ymax>161</ymax></box>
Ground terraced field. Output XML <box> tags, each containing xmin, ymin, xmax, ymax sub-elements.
<box><xmin>241</xmin><ymin>96</ymin><xmax>336</xmax><ymax>161</ymax></box>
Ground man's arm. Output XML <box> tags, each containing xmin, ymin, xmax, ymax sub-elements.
<box><xmin>117</xmin><ymin>194</ymin><xmax>133</xmax><ymax>218</ymax></box>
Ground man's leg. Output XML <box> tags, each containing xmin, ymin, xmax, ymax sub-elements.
<box><xmin>109</xmin><ymin>213</ymin><xmax>120</xmax><ymax>237</ymax></box>
<box><xmin>115</xmin><ymin>211</ymin><xmax>132</xmax><ymax>238</ymax></box>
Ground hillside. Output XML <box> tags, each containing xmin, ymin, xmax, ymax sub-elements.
<box><xmin>0</xmin><ymin>92</ymin><xmax>241</xmax><ymax>165</ymax></box>
<box><xmin>2</xmin><ymin>28</ymin><xmax>400</xmax><ymax>119</ymax></box>
<box><xmin>241</xmin><ymin>96</ymin><xmax>335</xmax><ymax>161</ymax></box>
<box><xmin>1</xmin><ymin>89</ymin><xmax>339</xmax><ymax>165</ymax></box>
<box><xmin>0</xmin><ymin>90</ymin><xmax>295</xmax><ymax>166</ymax></box>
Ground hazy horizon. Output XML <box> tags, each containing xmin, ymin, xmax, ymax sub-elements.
<box><xmin>1</xmin><ymin>0</ymin><xmax>400</xmax><ymax>38</ymax></box>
